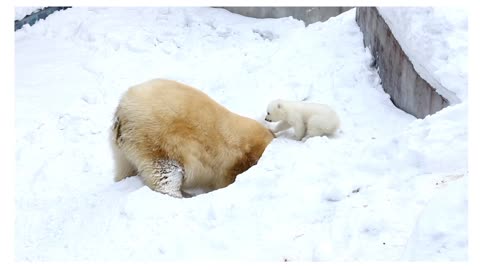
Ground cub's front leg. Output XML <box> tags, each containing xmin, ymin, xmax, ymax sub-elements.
<box><xmin>271</xmin><ymin>120</ymin><xmax>291</xmax><ymax>133</ymax></box>
<box><xmin>292</xmin><ymin>120</ymin><xmax>306</xmax><ymax>140</ymax></box>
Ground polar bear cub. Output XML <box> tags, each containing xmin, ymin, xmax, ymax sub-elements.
<box><xmin>265</xmin><ymin>99</ymin><xmax>340</xmax><ymax>140</ymax></box>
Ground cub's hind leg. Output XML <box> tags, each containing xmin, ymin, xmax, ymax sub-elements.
<box><xmin>140</xmin><ymin>159</ymin><xmax>184</xmax><ymax>198</ymax></box>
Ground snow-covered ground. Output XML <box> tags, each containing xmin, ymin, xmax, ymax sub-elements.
<box><xmin>378</xmin><ymin>7</ymin><xmax>468</xmax><ymax>104</ymax></box>
<box><xmin>15</xmin><ymin>7</ymin><xmax>468</xmax><ymax>261</ymax></box>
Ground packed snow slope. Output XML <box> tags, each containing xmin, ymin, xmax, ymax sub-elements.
<box><xmin>15</xmin><ymin>7</ymin><xmax>468</xmax><ymax>261</ymax></box>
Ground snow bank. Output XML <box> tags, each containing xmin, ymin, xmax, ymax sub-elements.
<box><xmin>15</xmin><ymin>7</ymin><xmax>44</xmax><ymax>21</ymax></box>
<box><xmin>378</xmin><ymin>7</ymin><xmax>468</xmax><ymax>104</ymax></box>
<box><xmin>15</xmin><ymin>7</ymin><xmax>467</xmax><ymax>261</ymax></box>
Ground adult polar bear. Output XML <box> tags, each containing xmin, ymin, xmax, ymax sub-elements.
<box><xmin>265</xmin><ymin>99</ymin><xmax>340</xmax><ymax>140</ymax></box>
<box><xmin>111</xmin><ymin>79</ymin><xmax>274</xmax><ymax>198</ymax></box>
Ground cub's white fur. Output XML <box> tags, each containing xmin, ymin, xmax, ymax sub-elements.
<box><xmin>265</xmin><ymin>99</ymin><xmax>340</xmax><ymax>140</ymax></box>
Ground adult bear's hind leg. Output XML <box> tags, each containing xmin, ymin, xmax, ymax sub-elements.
<box><xmin>141</xmin><ymin>159</ymin><xmax>184</xmax><ymax>198</ymax></box>
<box><xmin>111</xmin><ymin>137</ymin><xmax>137</xmax><ymax>181</ymax></box>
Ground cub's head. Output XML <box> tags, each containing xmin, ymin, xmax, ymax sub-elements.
<box><xmin>265</xmin><ymin>99</ymin><xmax>287</xmax><ymax>122</ymax></box>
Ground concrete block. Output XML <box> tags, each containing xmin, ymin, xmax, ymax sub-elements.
<box><xmin>356</xmin><ymin>7</ymin><xmax>449</xmax><ymax>119</ymax></box>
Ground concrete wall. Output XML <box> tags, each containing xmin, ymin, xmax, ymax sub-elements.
<box><xmin>356</xmin><ymin>7</ymin><xmax>448</xmax><ymax>119</ymax></box>
<box><xmin>221</xmin><ymin>7</ymin><xmax>352</xmax><ymax>25</ymax></box>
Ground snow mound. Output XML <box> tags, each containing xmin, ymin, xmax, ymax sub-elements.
<box><xmin>15</xmin><ymin>7</ymin><xmax>44</xmax><ymax>21</ymax></box>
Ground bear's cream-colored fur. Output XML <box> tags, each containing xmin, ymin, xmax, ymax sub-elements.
<box><xmin>265</xmin><ymin>99</ymin><xmax>340</xmax><ymax>140</ymax></box>
<box><xmin>111</xmin><ymin>79</ymin><xmax>274</xmax><ymax>198</ymax></box>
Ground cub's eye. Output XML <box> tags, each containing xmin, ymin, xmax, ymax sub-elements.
<box><xmin>267</xmin><ymin>112</ymin><xmax>270</xmax><ymax>115</ymax></box>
